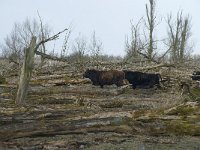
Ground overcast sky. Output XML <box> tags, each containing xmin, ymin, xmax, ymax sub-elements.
<box><xmin>0</xmin><ymin>0</ymin><xmax>199</xmax><ymax>56</ymax></box>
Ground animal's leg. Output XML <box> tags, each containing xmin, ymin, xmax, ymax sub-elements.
<box><xmin>132</xmin><ymin>84</ymin><xmax>136</xmax><ymax>89</ymax></box>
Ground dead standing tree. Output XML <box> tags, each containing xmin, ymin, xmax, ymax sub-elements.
<box><xmin>37</xmin><ymin>12</ymin><xmax>48</xmax><ymax>67</ymax></box>
<box><xmin>166</xmin><ymin>12</ymin><xmax>192</xmax><ymax>64</ymax></box>
<box><xmin>124</xmin><ymin>0</ymin><xmax>158</xmax><ymax>65</ymax></box>
<box><xmin>124</xmin><ymin>18</ymin><xmax>149</xmax><ymax>67</ymax></box>
<box><xmin>15</xmin><ymin>37</ymin><xmax>36</xmax><ymax>104</ymax></box>
<box><xmin>145</xmin><ymin>0</ymin><xmax>157</xmax><ymax>61</ymax></box>
<box><xmin>71</xmin><ymin>35</ymin><xmax>87</xmax><ymax>71</ymax></box>
<box><xmin>89</xmin><ymin>31</ymin><xmax>103</xmax><ymax>69</ymax></box>
<box><xmin>15</xmin><ymin>28</ymin><xmax>68</xmax><ymax>105</ymax></box>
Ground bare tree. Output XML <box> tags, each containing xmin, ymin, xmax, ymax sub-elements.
<box><xmin>166</xmin><ymin>11</ymin><xmax>192</xmax><ymax>63</ymax></box>
<box><xmin>37</xmin><ymin>12</ymin><xmax>51</xmax><ymax>66</ymax></box>
<box><xmin>61</xmin><ymin>26</ymin><xmax>72</xmax><ymax>58</ymax></box>
<box><xmin>89</xmin><ymin>31</ymin><xmax>103</xmax><ymax>67</ymax></box>
<box><xmin>145</xmin><ymin>0</ymin><xmax>157</xmax><ymax>60</ymax></box>
<box><xmin>71</xmin><ymin>34</ymin><xmax>87</xmax><ymax>70</ymax></box>
<box><xmin>16</xmin><ymin>37</ymin><xmax>36</xmax><ymax>104</ymax></box>
<box><xmin>16</xmin><ymin>28</ymin><xmax>68</xmax><ymax>105</ymax></box>
<box><xmin>125</xmin><ymin>19</ymin><xmax>145</xmax><ymax>62</ymax></box>
<box><xmin>1</xmin><ymin>18</ymin><xmax>51</xmax><ymax>64</ymax></box>
<box><xmin>125</xmin><ymin>0</ymin><xmax>158</xmax><ymax>64</ymax></box>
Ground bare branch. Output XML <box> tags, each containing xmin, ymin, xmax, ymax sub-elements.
<box><xmin>37</xmin><ymin>11</ymin><xmax>46</xmax><ymax>52</ymax></box>
<box><xmin>35</xmin><ymin>50</ymin><xmax>69</xmax><ymax>62</ymax></box>
<box><xmin>35</xmin><ymin>28</ymin><xmax>68</xmax><ymax>51</ymax></box>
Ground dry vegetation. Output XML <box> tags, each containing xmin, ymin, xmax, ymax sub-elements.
<box><xmin>0</xmin><ymin>58</ymin><xmax>199</xmax><ymax>150</ymax></box>
<box><xmin>0</xmin><ymin>0</ymin><xmax>199</xmax><ymax>149</ymax></box>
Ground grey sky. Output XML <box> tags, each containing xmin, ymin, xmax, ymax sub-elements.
<box><xmin>0</xmin><ymin>0</ymin><xmax>199</xmax><ymax>56</ymax></box>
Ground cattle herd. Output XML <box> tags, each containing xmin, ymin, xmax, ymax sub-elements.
<box><xmin>83</xmin><ymin>69</ymin><xmax>200</xmax><ymax>89</ymax></box>
<box><xmin>83</xmin><ymin>69</ymin><xmax>162</xmax><ymax>89</ymax></box>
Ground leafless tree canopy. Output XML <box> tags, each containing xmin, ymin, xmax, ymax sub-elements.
<box><xmin>71</xmin><ymin>34</ymin><xmax>87</xmax><ymax>63</ymax></box>
<box><xmin>124</xmin><ymin>0</ymin><xmax>194</xmax><ymax>66</ymax></box>
<box><xmin>125</xmin><ymin>0</ymin><xmax>158</xmax><ymax>64</ymax></box>
<box><xmin>1</xmin><ymin>18</ymin><xmax>51</xmax><ymax>63</ymax></box>
<box><xmin>89</xmin><ymin>31</ymin><xmax>103</xmax><ymax>62</ymax></box>
<box><xmin>125</xmin><ymin>19</ymin><xmax>145</xmax><ymax>62</ymax></box>
<box><xmin>166</xmin><ymin>11</ymin><xmax>192</xmax><ymax>63</ymax></box>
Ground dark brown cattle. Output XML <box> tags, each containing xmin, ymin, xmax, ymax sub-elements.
<box><xmin>83</xmin><ymin>69</ymin><xmax>125</xmax><ymax>88</ymax></box>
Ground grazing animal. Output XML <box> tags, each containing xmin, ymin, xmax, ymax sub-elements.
<box><xmin>193</xmin><ymin>71</ymin><xmax>200</xmax><ymax>75</ymax></box>
<box><xmin>123</xmin><ymin>70</ymin><xmax>162</xmax><ymax>89</ymax></box>
<box><xmin>191</xmin><ymin>71</ymin><xmax>200</xmax><ymax>81</ymax></box>
<box><xmin>192</xmin><ymin>75</ymin><xmax>200</xmax><ymax>81</ymax></box>
<box><xmin>83</xmin><ymin>69</ymin><xmax>125</xmax><ymax>88</ymax></box>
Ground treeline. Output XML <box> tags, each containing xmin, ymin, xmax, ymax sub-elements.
<box><xmin>0</xmin><ymin>0</ymin><xmax>198</xmax><ymax>68</ymax></box>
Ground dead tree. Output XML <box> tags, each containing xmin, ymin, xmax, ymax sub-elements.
<box><xmin>61</xmin><ymin>27</ymin><xmax>72</xmax><ymax>58</ymax></box>
<box><xmin>15</xmin><ymin>28</ymin><xmax>68</xmax><ymax>105</ymax></box>
<box><xmin>125</xmin><ymin>19</ymin><xmax>144</xmax><ymax>62</ymax></box>
<box><xmin>89</xmin><ymin>31</ymin><xmax>103</xmax><ymax>68</ymax></box>
<box><xmin>145</xmin><ymin>0</ymin><xmax>157</xmax><ymax>60</ymax></box>
<box><xmin>125</xmin><ymin>0</ymin><xmax>158</xmax><ymax>65</ymax></box>
<box><xmin>71</xmin><ymin>35</ymin><xmax>87</xmax><ymax>71</ymax></box>
<box><xmin>166</xmin><ymin>12</ymin><xmax>192</xmax><ymax>63</ymax></box>
<box><xmin>15</xmin><ymin>37</ymin><xmax>36</xmax><ymax>104</ymax></box>
<box><xmin>1</xmin><ymin>18</ymin><xmax>51</xmax><ymax>66</ymax></box>
<box><xmin>37</xmin><ymin>12</ymin><xmax>47</xmax><ymax>67</ymax></box>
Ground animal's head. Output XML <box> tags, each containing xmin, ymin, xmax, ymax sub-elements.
<box><xmin>122</xmin><ymin>70</ymin><xmax>128</xmax><ymax>74</ymax></box>
<box><xmin>122</xmin><ymin>70</ymin><xmax>129</xmax><ymax>77</ymax></box>
<box><xmin>83</xmin><ymin>69</ymin><xmax>98</xmax><ymax>79</ymax></box>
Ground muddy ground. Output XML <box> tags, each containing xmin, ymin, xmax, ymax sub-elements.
<box><xmin>0</xmin><ymin>62</ymin><xmax>199</xmax><ymax>150</ymax></box>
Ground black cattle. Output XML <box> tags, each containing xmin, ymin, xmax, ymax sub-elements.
<box><xmin>192</xmin><ymin>76</ymin><xmax>200</xmax><ymax>81</ymax></box>
<box><xmin>123</xmin><ymin>70</ymin><xmax>162</xmax><ymax>89</ymax></box>
<box><xmin>193</xmin><ymin>71</ymin><xmax>200</xmax><ymax>75</ymax></box>
<box><xmin>191</xmin><ymin>71</ymin><xmax>200</xmax><ymax>81</ymax></box>
<box><xmin>83</xmin><ymin>69</ymin><xmax>125</xmax><ymax>88</ymax></box>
